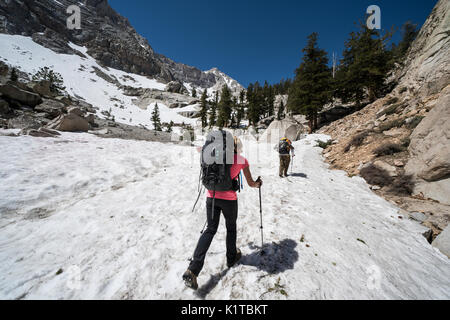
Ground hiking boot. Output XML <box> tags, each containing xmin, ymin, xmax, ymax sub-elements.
<box><xmin>182</xmin><ymin>270</ymin><xmax>198</xmax><ymax>290</ymax></box>
<box><xmin>227</xmin><ymin>248</ymin><xmax>242</xmax><ymax>268</ymax></box>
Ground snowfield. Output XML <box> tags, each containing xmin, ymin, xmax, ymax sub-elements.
<box><xmin>0</xmin><ymin>34</ymin><xmax>196</xmax><ymax>129</ymax></box>
<box><xmin>0</xmin><ymin>131</ymin><xmax>449</xmax><ymax>300</ymax></box>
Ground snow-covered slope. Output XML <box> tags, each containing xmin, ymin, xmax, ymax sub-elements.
<box><xmin>0</xmin><ymin>34</ymin><xmax>196</xmax><ymax>128</ymax></box>
<box><xmin>0</xmin><ymin>131</ymin><xmax>448</xmax><ymax>300</ymax></box>
<box><xmin>184</xmin><ymin>67</ymin><xmax>244</xmax><ymax>99</ymax></box>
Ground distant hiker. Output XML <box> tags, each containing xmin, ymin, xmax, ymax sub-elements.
<box><xmin>276</xmin><ymin>137</ymin><xmax>295</xmax><ymax>178</ymax></box>
<box><xmin>183</xmin><ymin>131</ymin><xmax>263</xmax><ymax>290</ymax></box>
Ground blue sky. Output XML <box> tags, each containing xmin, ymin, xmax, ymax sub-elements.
<box><xmin>108</xmin><ymin>0</ymin><xmax>437</xmax><ymax>87</ymax></box>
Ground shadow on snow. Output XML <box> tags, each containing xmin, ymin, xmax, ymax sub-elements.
<box><xmin>289</xmin><ymin>173</ymin><xmax>308</xmax><ymax>179</ymax></box>
<box><xmin>195</xmin><ymin>239</ymin><xmax>298</xmax><ymax>299</ymax></box>
<box><xmin>241</xmin><ymin>239</ymin><xmax>299</xmax><ymax>274</ymax></box>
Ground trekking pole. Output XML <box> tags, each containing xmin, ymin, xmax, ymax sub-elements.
<box><xmin>258</xmin><ymin>177</ymin><xmax>265</xmax><ymax>255</ymax></box>
<box><xmin>291</xmin><ymin>155</ymin><xmax>294</xmax><ymax>175</ymax></box>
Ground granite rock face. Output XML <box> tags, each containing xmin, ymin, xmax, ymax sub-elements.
<box><xmin>393</xmin><ymin>0</ymin><xmax>450</xmax><ymax>98</ymax></box>
<box><xmin>405</xmin><ymin>86</ymin><xmax>450</xmax><ymax>205</ymax></box>
<box><xmin>432</xmin><ymin>225</ymin><xmax>450</xmax><ymax>258</ymax></box>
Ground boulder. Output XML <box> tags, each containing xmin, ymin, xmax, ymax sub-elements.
<box><xmin>405</xmin><ymin>87</ymin><xmax>450</xmax><ymax>204</ymax></box>
<box><xmin>384</xmin><ymin>127</ymin><xmax>409</xmax><ymax>137</ymax></box>
<box><xmin>25</xmin><ymin>127</ymin><xmax>60</xmax><ymax>138</ymax></box>
<box><xmin>67</xmin><ymin>106</ymin><xmax>85</xmax><ymax>117</ymax></box>
<box><xmin>76</xmin><ymin>100</ymin><xmax>96</xmax><ymax>114</ymax></box>
<box><xmin>26</xmin><ymin>80</ymin><xmax>53</xmax><ymax>98</ymax></box>
<box><xmin>432</xmin><ymin>226</ymin><xmax>450</xmax><ymax>258</ymax></box>
<box><xmin>46</xmin><ymin>114</ymin><xmax>90</xmax><ymax>132</ymax></box>
<box><xmin>410</xmin><ymin>212</ymin><xmax>427</xmax><ymax>223</ymax></box>
<box><xmin>374</xmin><ymin>160</ymin><xmax>398</xmax><ymax>177</ymax></box>
<box><xmin>54</xmin><ymin>96</ymin><xmax>72</xmax><ymax>106</ymax></box>
<box><xmin>34</xmin><ymin>99</ymin><xmax>65</xmax><ymax>118</ymax></box>
<box><xmin>259</xmin><ymin>119</ymin><xmax>305</xmax><ymax>144</ymax></box>
<box><xmin>394</xmin><ymin>160</ymin><xmax>405</xmax><ymax>167</ymax></box>
<box><xmin>39</xmin><ymin>127</ymin><xmax>60</xmax><ymax>136</ymax></box>
<box><xmin>8</xmin><ymin>114</ymin><xmax>42</xmax><ymax>130</ymax></box>
<box><xmin>0</xmin><ymin>84</ymin><xmax>42</xmax><ymax>107</ymax></box>
<box><xmin>85</xmin><ymin>114</ymin><xmax>95</xmax><ymax>125</ymax></box>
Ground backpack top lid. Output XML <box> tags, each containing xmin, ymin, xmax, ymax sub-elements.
<box><xmin>202</xmin><ymin>130</ymin><xmax>235</xmax><ymax>165</ymax></box>
<box><xmin>281</xmin><ymin>137</ymin><xmax>291</xmax><ymax>144</ymax></box>
<box><xmin>201</xmin><ymin>130</ymin><xmax>235</xmax><ymax>192</ymax></box>
<box><xmin>279</xmin><ymin>138</ymin><xmax>291</xmax><ymax>154</ymax></box>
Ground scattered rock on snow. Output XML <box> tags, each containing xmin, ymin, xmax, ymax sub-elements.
<box><xmin>432</xmin><ymin>226</ymin><xmax>450</xmax><ymax>258</ymax></box>
<box><xmin>410</xmin><ymin>212</ymin><xmax>427</xmax><ymax>223</ymax></box>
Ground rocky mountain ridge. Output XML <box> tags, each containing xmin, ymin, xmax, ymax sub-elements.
<box><xmin>0</xmin><ymin>0</ymin><xmax>243</xmax><ymax>92</ymax></box>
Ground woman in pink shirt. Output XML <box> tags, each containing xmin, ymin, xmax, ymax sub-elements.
<box><xmin>183</xmin><ymin>137</ymin><xmax>263</xmax><ymax>290</ymax></box>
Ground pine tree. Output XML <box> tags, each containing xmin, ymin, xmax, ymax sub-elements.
<box><xmin>151</xmin><ymin>103</ymin><xmax>162</xmax><ymax>131</ymax></box>
<box><xmin>192</xmin><ymin>87</ymin><xmax>197</xmax><ymax>98</ymax></box>
<box><xmin>230</xmin><ymin>96</ymin><xmax>239</xmax><ymax>128</ymax></box>
<box><xmin>335</xmin><ymin>23</ymin><xmax>393</xmax><ymax>105</ymax></box>
<box><xmin>263</xmin><ymin>81</ymin><xmax>270</xmax><ymax>118</ymax></box>
<box><xmin>166</xmin><ymin>120</ymin><xmax>174</xmax><ymax>133</ymax></box>
<box><xmin>267</xmin><ymin>85</ymin><xmax>275</xmax><ymax>117</ymax></box>
<box><xmin>209</xmin><ymin>91</ymin><xmax>218</xmax><ymax>128</ymax></box>
<box><xmin>236</xmin><ymin>91</ymin><xmax>245</xmax><ymax>128</ymax></box>
<box><xmin>287</xmin><ymin>33</ymin><xmax>333</xmax><ymax>133</ymax></box>
<box><xmin>392</xmin><ymin>21</ymin><xmax>418</xmax><ymax>64</ymax></box>
<box><xmin>199</xmin><ymin>89</ymin><xmax>208</xmax><ymax>130</ymax></box>
<box><xmin>246</xmin><ymin>83</ymin><xmax>256</xmax><ymax>125</ymax></box>
<box><xmin>277</xmin><ymin>100</ymin><xmax>285</xmax><ymax>120</ymax></box>
<box><xmin>32</xmin><ymin>67</ymin><xmax>66</xmax><ymax>94</ymax></box>
<box><xmin>216</xmin><ymin>85</ymin><xmax>232</xmax><ymax>128</ymax></box>
<box><xmin>247</xmin><ymin>82</ymin><xmax>264</xmax><ymax>126</ymax></box>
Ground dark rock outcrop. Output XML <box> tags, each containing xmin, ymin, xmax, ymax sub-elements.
<box><xmin>0</xmin><ymin>98</ymin><xmax>10</xmax><ymax>115</ymax></box>
<box><xmin>0</xmin><ymin>83</ymin><xmax>42</xmax><ymax>107</ymax></box>
<box><xmin>165</xmin><ymin>81</ymin><xmax>188</xmax><ymax>94</ymax></box>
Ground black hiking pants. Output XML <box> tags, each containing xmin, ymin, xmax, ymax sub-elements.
<box><xmin>189</xmin><ymin>198</ymin><xmax>238</xmax><ymax>277</ymax></box>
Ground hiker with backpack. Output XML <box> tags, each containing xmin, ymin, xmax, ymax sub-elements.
<box><xmin>183</xmin><ymin>131</ymin><xmax>263</xmax><ymax>290</ymax></box>
<box><xmin>275</xmin><ymin>137</ymin><xmax>295</xmax><ymax>178</ymax></box>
